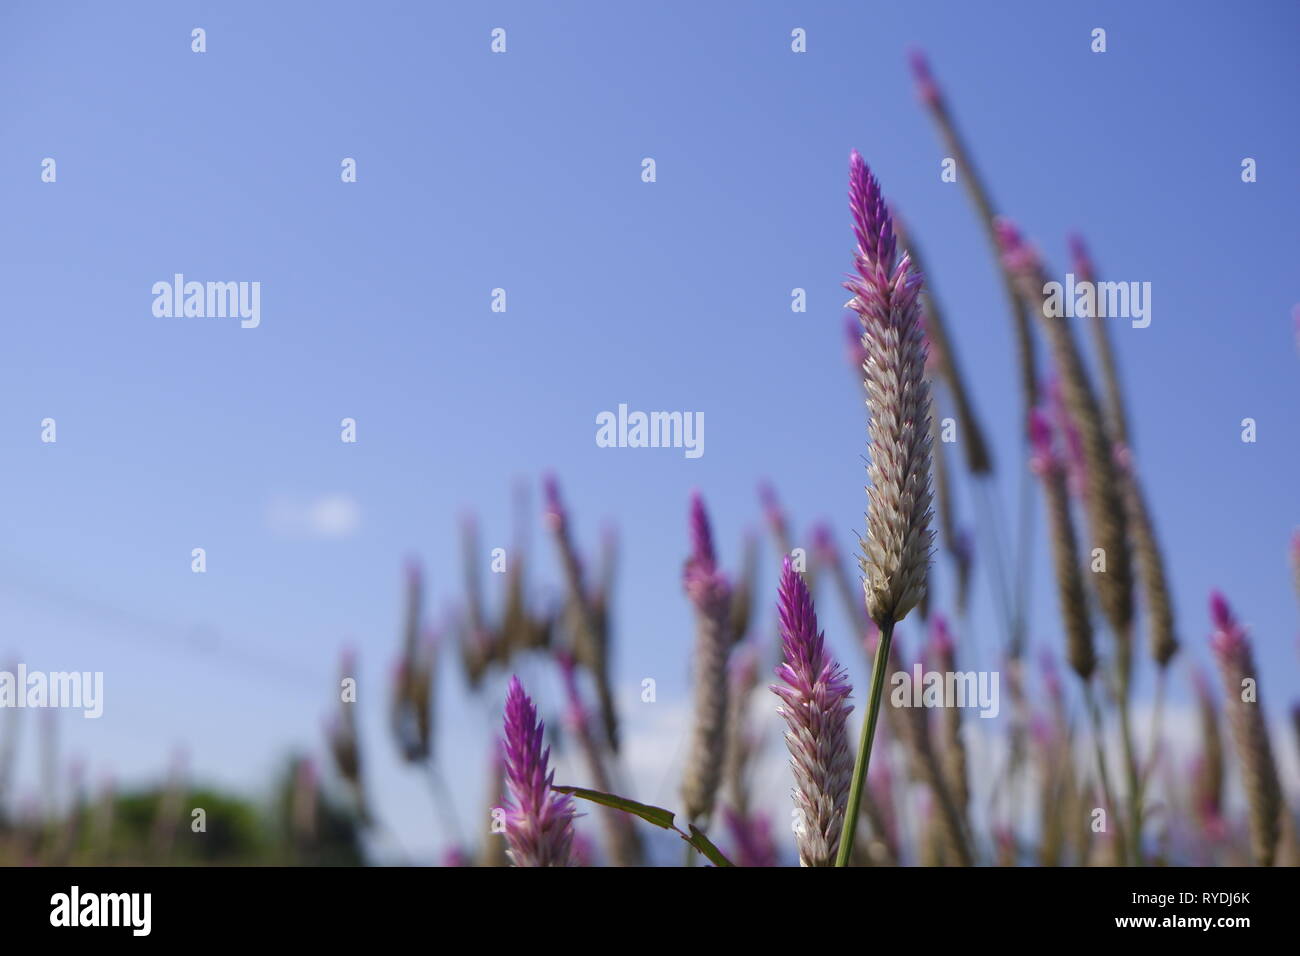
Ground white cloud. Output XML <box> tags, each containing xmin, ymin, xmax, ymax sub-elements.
<box><xmin>266</xmin><ymin>494</ymin><xmax>360</xmax><ymax>540</ymax></box>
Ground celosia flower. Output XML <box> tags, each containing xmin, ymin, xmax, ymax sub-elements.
<box><xmin>757</xmin><ymin>481</ymin><xmax>790</xmax><ymax>551</ymax></box>
<box><xmin>907</xmin><ymin>48</ymin><xmax>942</xmax><ymax>108</ymax></box>
<box><xmin>500</xmin><ymin>676</ymin><xmax>576</xmax><ymax>866</ymax></box>
<box><xmin>1209</xmin><ymin>592</ymin><xmax>1282</xmax><ymax>866</ymax></box>
<box><xmin>845</xmin><ymin>149</ymin><xmax>934</xmax><ymax>627</ymax></box>
<box><xmin>771</xmin><ymin>557</ymin><xmax>854</xmax><ymax>866</ymax></box>
<box><xmin>681</xmin><ymin>491</ymin><xmax>732</xmax><ymax>824</ymax></box>
<box><xmin>722</xmin><ymin>807</ymin><xmax>778</xmax><ymax>868</ymax></box>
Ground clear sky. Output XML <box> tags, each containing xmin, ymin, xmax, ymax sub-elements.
<box><xmin>1</xmin><ymin>1</ymin><xmax>1297</xmax><ymax>860</ymax></box>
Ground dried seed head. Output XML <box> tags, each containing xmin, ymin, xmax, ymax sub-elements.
<box><xmin>998</xmin><ymin>217</ymin><xmax>1135</xmax><ymax>674</ymax></box>
<box><xmin>1114</xmin><ymin>443</ymin><xmax>1178</xmax><ymax>668</ymax></box>
<box><xmin>1028</xmin><ymin>407</ymin><xmax>1095</xmax><ymax>681</ymax></box>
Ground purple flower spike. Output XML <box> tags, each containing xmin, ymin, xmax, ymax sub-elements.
<box><xmin>810</xmin><ymin>522</ymin><xmax>836</xmax><ymax>563</ymax></box>
<box><xmin>681</xmin><ymin>491</ymin><xmax>732</xmax><ymax>823</ymax></box>
<box><xmin>541</xmin><ymin>472</ymin><xmax>567</xmax><ymax>533</ymax></box>
<box><xmin>757</xmin><ymin>481</ymin><xmax>790</xmax><ymax>544</ymax></box>
<box><xmin>723</xmin><ymin>807</ymin><xmax>778</xmax><ymax>868</ymax></box>
<box><xmin>929</xmin><ymin>612</ymin><xmax>954</xmax><ymax>657</ymax></box>
<box><xmin>1207</xmin><ymin>592</ymin><xmax>1282</xmax><ymax>866</ymax></box>
<box><xmin>994</xmin><ymin>217</ymin><xmax>1041</xmax><ymax>275</ymax></box>
<box><xmin>441</xmin><ymin>846</ymin><xmax>471</xmax><ymax>868</ymax></box>
<box><xmin>1208</xmin><ymin>590</ymin><xmax>1238</xmax><ymax>645</ymax></box>
<box><xmin>845</xmin><ymin>149</ymin><xmax>934</xmax><ymax>626</ymax></box>
<box><xmin>1068</xmin><ymin>232</ymin><xmax>1095</xmax><ymax>279</ymax></box>
<box><xmin>690</xmin><ymin>490</ymin><xmax>716</xmax><ymax>564</ymax></box>
<box><xmin>1045</xmin><ymin>377</ymin><xmax>1087</xmax><ymax>496</ymax></box>
<box><xmin>501</xmin><ymin>676</ymin><xmax>576</xmax><ymax>867</ymax></box>
<box><xmin>848</xmin><ymin>150</ymin><xmax>897</xmax><ymax>277</ymax></box>
<box><xmin>907</xmin><ymin>48</ymin><xmax>942</xmax><ymax>107</ymax></box>
<box><xmin>1027</xmin><ymin>407</ymin><xmax>1057</xmax><ymax>476</ymax></box>
<box><xmin>684</xmin><ymin>491</ymin><xmax>729</xmax><ymax>611</ymax></box>
<box><xmin>771</xmin><ymin>557</ymin><xmax>854</xmax><ymax>866</ymax></box>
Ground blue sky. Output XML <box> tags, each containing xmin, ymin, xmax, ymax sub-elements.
<box><xmin>1</xmin><ymin>1</ymin><xmax>1297</xmax><ymax>859</ymax></box>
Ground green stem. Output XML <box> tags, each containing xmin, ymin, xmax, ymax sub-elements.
<box><xmin>1116</xmin><ymin>692</ymin><xmax>1142</xmax><ymax>865</ymax></box>
<box><xmin>1137</xmin><ymin>667</ymin><xmax>1168</xmax><ymax>795</ymax></box>
<box><xmin>1083</xmin><ymin>681</ymin><xmax>1123</xmax><ymax>862</ymax></box>
<box><xmin>835</xmin><ymin>618</ymin><xmax>894</xmax><ymax>867</ymax></box>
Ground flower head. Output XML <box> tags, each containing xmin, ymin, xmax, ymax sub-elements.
<box><xmin>501</xmin><ymin>676</ymin><xmax>576</xmax><ymax>866</ymax></box>
<box><xmin>810</xmin><ymin>522</ymin><xmax>837</xmax><ymax>565</ymax></box>
<box><xmin>771</xmin><ymin>558</ymin><xmax>854</xmax><ymax>866</ymax></box>
<box><xmin>757</xmin><ymin>481</ymin><xmax>790</xmax><ymax>546</ymax></box>
<box><xmin>680</xmin><ymin>492</ymin><xmax>732</xmax><ymax>823</ymax></box>
<box><xmin>929</xmin><ymin>612</ymin><xmax>954</xmax><ymax>658</ymax></box>
<box><xmin>848</xmin><ymin>151</ymin><xmax>898</xmax><ymax>276</ymax></box>
<box><xmin>542</xmin><ymin>472</ymin><xmax>569</xmax><ymax>534</ymax></box>
<box><xmin>1207</xmin><ymin>592</ymin><xmax>1282</xmax><ymax>866</ymax></box>
<box><xmin>907</xmin><ymin>48</ymin><xmax>942</xmax><ymax>108</ymax></box>
<box><xmin>1208</xmin><ymin>590</ymin><xmax>1243</xmax><ymax>655</ymax></box>
<box><xmin>722</xmin><ymin>807</ymin><xmax>778</xmax><ymax>868</ymax></box>
<box><xmin>1027</xmin><ymin>407</ymin><xmax>1058</xmax><ymax>477</ymax></box>
<box><xmin>1068</xmin><ymin>232</ymin><xmax>1095</xmax><ymax>281</ymax></box>
<box><xmin>1045</xmin><ymin>376</ymin><xmax>1087</xmax><ymax>496</ymax></box>
<box><xmin>994</xmin><ymin>217</ymin><xmax>1042</xmax><ymax>275</ymax></box>
<box><xmin>683</xmin><ymin>490</ymin><xmax>730</xmax><ymax>612</ymax></box>
<box><xmin>845</xmin><ymin>150</ymin><xmax>935</xmax><ymax>626</ymax></box>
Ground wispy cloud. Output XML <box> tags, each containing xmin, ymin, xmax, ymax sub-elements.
<box><xmin>266</xmin><ymin>494</ymin><xmax>360</xmax><ymax>540</ymax></box>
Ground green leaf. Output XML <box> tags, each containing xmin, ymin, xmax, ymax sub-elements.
<box><xmin>552</xmin><ymin>785</ymin><xmax>677</xmax><ymax>831</ymax></box>
<box><xmin>686</xmin><ymin>824</ymin><xmax>735</xmax><ymax>867</ymax></box>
